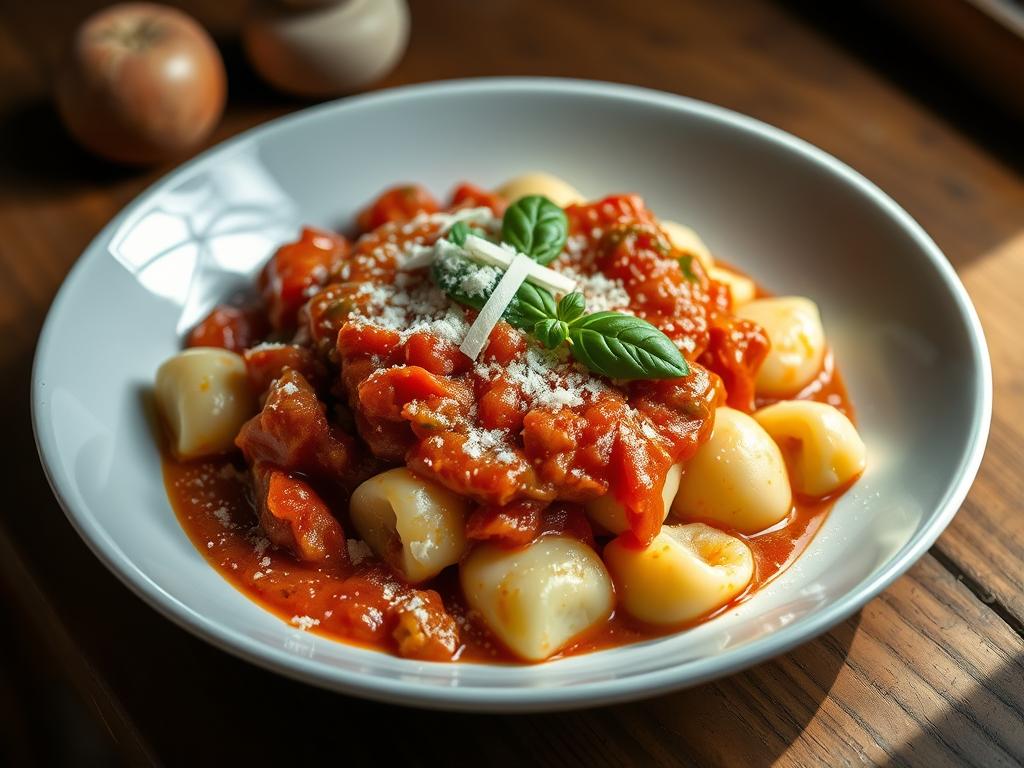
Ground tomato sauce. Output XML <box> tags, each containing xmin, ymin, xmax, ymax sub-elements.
<box><xmin>162</xmin><ymin>183</ymin><xmax>860</xmax><ymax>663</ymax></box>
<box><xmin>162</xmin><ymin>364</ymin><xmax>853</xmax><ymax>664</ymax></box>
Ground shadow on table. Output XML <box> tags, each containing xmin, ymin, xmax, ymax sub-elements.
<box><xmin>889</xmin><ymin>650</ymin><xmax>1024</xmax><ymax>766</ymax></box>
<box><xmin>0</xmin><ymin>99</ymin><xmax>143</xmax><ymax>201</ymax></box>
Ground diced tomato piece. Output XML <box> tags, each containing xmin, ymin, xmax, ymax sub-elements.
<box><xmin>303</xmin><ymin>283</ymin><xmax>371</xmax><ymax>355</ymax></box>
<box><xmin>336</xmin><ymin>322</ymin><xmax>401</xmax><ymax>360</ymax></box>
<box><xmin>407</xmin><ymin>431</ymin><xmax>545</xmax><ymax>507</ymax></box>
<box><xmin>466</xmin><ymin>500</ymin><xmax>544</xmax><ymax>548</ymax></box>
<box><xmin>477</xmin><ymin>378</ymin><xmax>526</xmax><ymax>432</ymax></box>
<box><xmin>403</xmin><ymin>332</ymin><xmax>469</xmax><ymax>376</ymax></box>
<box><xmin>357</xmin><ymin>366</ymin><xmax>467</xmax><ymax>422</ymax></box>
<box><xmin>324</xmin><ymin>567</ymin><xmax>399</xmax><ymax>645</ymax></box>
<box><xmin>186</xmin><ymin>304</ymin><xmax>268</xmax><ymax>352</ymax></box>
<box><xmin>392</xmin><ymin>590</ymin><xmax>460</xmax><ymax>661</ymax></box>
<box><xmin>260</xmin><ymin>227</ymin><xmax>349</xmax><ymax>331</ymax></box>
<box><xmin>448</xmin><ymin>182</ymin><xmax>506</xmax><ymax>216</ymax></box>
<box><xmin>629</xmin><ymin>364</ymin><xmax>723</xmax><ymax>458</ymax></box>
<box><xmin>243</xmin><ymin>344</ymin><xmax>326</xmax><ymax>397</ymax></box>
<box><xmin>252</xmin><ymin>463</ymin><xmax>347</xmax><ymax>564</ymax></box>
<box><xmin>608</xmin><ymin>418</ymin><xmax>676</xmax><ymax>548</ymax></box>
<box><xmin>356</xmin><ymin>184</ymin><xmax>439</xmax><ymax>232</ymax></box>
<box><xmin>564</xmin><ymin>194</ymin><xmax>656</xmax><ymax>240</ymax></box>
<box><xmin>697</xmin><ymin>314</ymin><xmax>770</xmax><ymax>412</ymax></box>
<box><xmin>480</xmin><ymin>322</ymin><xmax>527</xmax><ymax>366</ymax></box>
<box><xmin>236</xmin><ymin>369</ymin><xmax>353</xmax><ymax>482</ymax></box>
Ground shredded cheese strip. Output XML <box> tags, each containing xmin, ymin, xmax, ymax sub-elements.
<box><xmin>459</xmin><ymin>254</ymin><xmax>535</xmax><ymax>360</ymax></box>
<box><xmin>464</xmin><ymin>235</ymin><xmax>577</xmax><ymax>294</ymax></box>
<box><xmin>400</xmin><ymin>234</ymin><xmax>577</xmax><ymax>296</ymax></box>
<box><xmin>433</xmin><ymin>206</ymin><xmax>496</xmax><ymax>234</ymax></box>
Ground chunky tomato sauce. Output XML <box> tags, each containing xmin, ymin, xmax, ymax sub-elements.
<box><xmin>161</xmin><ymin>182</ymin><xmax>858</xmax><ymax>663</ymax></box>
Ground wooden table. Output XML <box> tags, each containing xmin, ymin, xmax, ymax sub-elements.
<box><xmin>1</xmin><ymin>1</ymin><xmax>1021</xmax><ymax>765</ymax></box>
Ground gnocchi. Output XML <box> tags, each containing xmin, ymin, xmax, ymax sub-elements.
<box><xmin>736</xmin><ymin>297</ymin><xmax>826</xmax><ymax>397</ymax></box>
<box><xmin>586</xmin><ymin>462</ymin><xmax>683</xmax><ymax>534</ymax></box>
<box><xmin>660</xmin><ymin>220</ymin><xmax>714</xmax><ymax>272</ymax></box>
<box><xmin>495</xmin><ymin>171</ymin><xmax>585</xmax><ymax>208</ymax></box>
<box><xmin>672</xmin><ymin>407</ymin><xmax>792</xmax><ymax>533</ymax></box>
<box><xmin>753</xmin><ymin>400</ymin><xmax>866</xmax><ymax>497</ymax></box>
<box><xmin>154</xmin><ymin>347</ymin><xmax>256</xmax><ymax>459</ymax></box>
<box><xmin>460</xmin><ymin>536</ymin><xmax>614</xmax><ymax>661</ymax></box>
<box><xmin>708</xmin><ymin>265</ymin><xmax>756</xmax><ymax>306</ymax></box>
<box><xmin>604</xmin><ymin>523</ymin><xmax>754</xmax><ymax>624</ymax></box>
<box><xmin>349</xmin><ymin>467</ymin><xmax>468</xmax><ymax>583</ymax></box>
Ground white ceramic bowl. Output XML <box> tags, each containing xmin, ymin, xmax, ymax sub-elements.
<box><xmin>32</xmin><ymin>78</ymin><xmax>991</xmax><ymax>711</ymax></box>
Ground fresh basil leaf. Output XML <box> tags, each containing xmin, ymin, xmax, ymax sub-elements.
<box><xmin>433</xmin><ymin>250</ymin><xmax>558</xmax><ymax>330</ymax></box>
<box><xmin>567</xmin><ymin>312</ymin><xmax>689</xmax><ymax>379</ymax></box>
<box><xmin>448</xmin><ymin>221</ymin><xmax>470</xmax><ymax>246</ymax></box>
<box><xmin>534</xmin><ymin>318</ymin><xmax>569</xmax><ymax>350</ymax></box>
<box><xmin>501</xmin><ymin>195</ymin><xmax>568</xmax><ymax>265</ymax></box>
<box><xmin>431</xmin><ymin>250</ymin><xmax>500</xmax><ymax>311</ymax></box>
<box><xmin>678</xmin><ymin>254</ymin><xmax>698</xmax><ymax>283</ymax></box>
<box><xmin>505</xmin><ymin>280</ymin><xmax>558</xmax><ymax>329</ymax></box>
<box><xmin>557</xmin><ymin>292</ymin><xmax>586</xmax><ymax>323</ymax></box>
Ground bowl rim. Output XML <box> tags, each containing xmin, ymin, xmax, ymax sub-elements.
<box><xmin>31</xmin><ymin>77</ymin><xmax>993</xmax><ymax>712</ymax></box>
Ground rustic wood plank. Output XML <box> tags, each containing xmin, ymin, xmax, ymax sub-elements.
<box><xmin>2</xmin><ymin>514</ymin><xmax>1019</xmax><ymax>767</ymax></box>
<box><xmin>0</xmin><ymin>0</ymin><xmax>1021</xmax><ymax>765</ymax></box>
<box><xmin>935</xmin><ymin>232</ymin><xmax>1024</xmax><ymax>629</ymax></box>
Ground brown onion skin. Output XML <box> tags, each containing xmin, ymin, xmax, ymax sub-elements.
<box><xmin>55</xmin><ymin>2</ymin><xmax>226</xmax><ymax>166</ymax></box>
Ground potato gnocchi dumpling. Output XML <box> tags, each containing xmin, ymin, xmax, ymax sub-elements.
<box><xmin>708</xmin><ymin>265</ymin><xmax>756</xmax><ymax>306</ymax></box>
<box><xmin>349</xmin><ymin>467</ymin><xmax>468</xmax><ymax>583</ymax></box>
<box><xmin>660</xmin><ymin>220</ymin><xmax>714</xmax><ymax>272</ymax></box>
<box><xmin>672</xmin><ymin>407</ymin><xmax>792</xmax><ymax>533</ymax></box>
<box><xmin>585</xmin><ymin>462</ymin><xmax>683</xmax><ymax>535</ymax></box>
<box><xmin>737</xmin><ymin>297</ymin><xmax>826</xmax><ymax>397</ymax></box>
<box><xmin>460</xmin><ymin>536</ymin><xmax>614</xmax><ymax>661</ymax></box>
<box><xmin>604</xmin><ymin>523</ymin><xmax>754</xmax><ymax>625</ymax></box>
<box><xmin>154</xmin><ymin>347</ymin><xmax>256</xmax><ymax>459</ymax></box>
<box><xmin>495</xmin><ymin>171</ymin><xmax>585</xmax><ymax>208</ymax></box>
<box><xmin>753</xmin><ymin>400</ymin><xmax>866</xmax><ymax>497</ymax></box>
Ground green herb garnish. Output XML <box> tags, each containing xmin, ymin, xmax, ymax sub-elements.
<box><xmin>447</xmin><ymin>220</ymin><xmax>470</xmax><ymax>246</ymax></box>
<box><xmin>565</xmin><ymin>311</ymin><xmax>689</xmax><ymax>379</ymax></box>
<box><xmin>501</xmin><ymin>195</ymin><xmax>569</xmax><ymax>265</ymax></box>
<box><xmin>431</xmin><ymin>197</ymin><xmax>687</xmax><ymax>379</ymax></box>
<box><xmin>678</xmin><ymin>253</ymin><xmax>699</xmax><ymax>282</ymax></box>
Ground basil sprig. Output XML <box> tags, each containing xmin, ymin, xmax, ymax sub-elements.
<box><xmin>432</xmin><ymin>195</ymin><xmax>687</xmax><ymax>379</ymax></box>
<box><xmin>435</xmin><ymin>255</ymin><xmax>688</xmax><ymax>379</ymax></box>
<box><xmin>678</xmin><ymin>253</ymin><xmax>699</xmax><ymax>283</ymax></box>
<box><xmin>447</xmin><ymin>220</ymin><xmax>470</xmax><ymax>246</ymax></box>
<box><xmin>532</xmin><ymin>291</ymin><xmax>689</xmax><ymax>379</ymax></box>
<box><xmin>566</xmin><ymin>310</ymin><xmax>689</xmax><ymax>379</ymax></box>
<box><xmin>432</xmin><ymin>251</ymin><xmax>552</xmax><ymax>332</ymax></box>
<box><xmin>501</xmin><ymin>195</ymin><xmax>568</xmax><ymax>265</ymax></box>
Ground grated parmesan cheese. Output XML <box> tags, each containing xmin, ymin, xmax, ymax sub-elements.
<box><xmin>346</xmin><ymin>539</ymin><xmax>373</xmax><ymax>565</ymax></box>
<box><xmin>290</xmin><ymin>615</ymin><xmax>320</xmax><ymax>631</ymax></box>
<box><xmin>560</xmin><ymin>266</ymin><xmax>632</xmax><ymax>314</ymax></box>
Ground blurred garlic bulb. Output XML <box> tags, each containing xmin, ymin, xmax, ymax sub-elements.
<box><xmin>243</xmin><ymin>0</ymin><xmax>410</xmax><ymax>98</ymax></box>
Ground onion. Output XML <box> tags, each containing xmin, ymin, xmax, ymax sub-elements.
<box><xmin>55</xmin><ymin>2</ymin><xmax>226</xmax><ymax>165</ymax></box>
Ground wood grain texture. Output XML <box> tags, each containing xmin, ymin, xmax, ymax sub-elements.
<box><xmin>0</xmin><ymin>0</ymin><xmax>1021</xmax><ymax>765</ymax></box>
<box><xmin>938</xmin><ymin>233</ymin><xmax>1024</xmax><ymax>630</ymax></box>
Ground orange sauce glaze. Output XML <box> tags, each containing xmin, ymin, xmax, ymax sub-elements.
<box><xmin>162</xmin><ymin>362</ymin><xmax>855</xmax><ymax>664</ymax></box>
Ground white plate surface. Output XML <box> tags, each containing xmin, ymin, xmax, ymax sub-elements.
<box><xmin>32</xmin><ymin>78</ymin><xmax>991</xmax><ymax>711</ymax></box>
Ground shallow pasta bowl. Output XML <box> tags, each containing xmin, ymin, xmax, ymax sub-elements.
<box><xmin>31</xmin><ymin>78</ymin><xmax>991</xmax><ymax>712</ymax></box>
